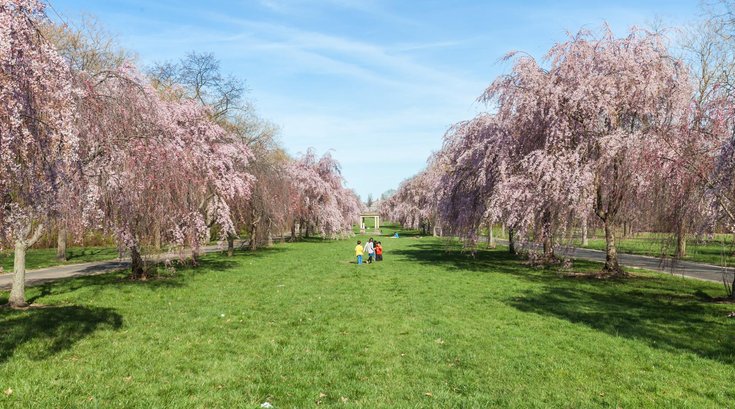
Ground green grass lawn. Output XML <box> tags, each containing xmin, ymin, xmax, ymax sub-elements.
<box><xmin>0</xmin><ymin>230</ymin><xmax>733</xmax><ymax>408</ymax></box>
<box><xmin>0</xmin><ymin>246</ymin><xmax>121</xmax><ymax>273</ymax></box>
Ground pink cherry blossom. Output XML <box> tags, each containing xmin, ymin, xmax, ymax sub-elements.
<box><xmin>1</xmin><ymin>0</ymin><xmax>79</xmax><ymax>306</ymax></box>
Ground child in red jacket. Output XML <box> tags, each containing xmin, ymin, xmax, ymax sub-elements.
<box><xmin>375</xmin><ymin>241</ymin><xmax>383</xmax><ymax>261</ymax></box>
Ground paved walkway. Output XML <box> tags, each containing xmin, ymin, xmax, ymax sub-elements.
<box><xmin>0</xmin><ymin>244</ymin><xmax>235</xmax><ymax>290</ymax></box>
<box><xmin>497</xmin><ymin>239</ymin><xmax>731</xmax><ymax>283</ymax></box>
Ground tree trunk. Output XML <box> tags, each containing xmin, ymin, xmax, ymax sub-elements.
<box><xmin>564</xmin><ymin>214</ymin><xmax>575</xmax><ymax>245</ymax></box>
<box><xmin>267</xmin><ymin>231</ymin><xmax>273</xmax><ymax>247</ymax></box>
<box><xmin>603</xmin><ymin>219</ymin><xmax>624</xmax><ymax>275</ymax></box>
<box><xmin>501</xmin><ymin>223</ymin><xmax>506</xmax><ymax>239</ymax></box>
<box><xmin>8</xmin><ymin>242</ymin><xmax>28</xmax><ymax>307</ymax></box>
<box><xmin>543</xmin><ymin>233</ymin><xmax>553</xmax><ymax>260</ymax></box>
<box><xmin>676</xmin><ymin>223</ymin><xmax>687</xmax><ymax>258</ymax></box>
<box><xmin>130</xmin><ymin>245</ymin><xmax>145</xmax><ymax>280</ymax></box>
<box><xmin>227</xmin><ymin>234</ymin><xmax>235</xmax><ymax>257</ymax></box>
<box><xmin>508</xmin><ymin>227</ymin><xmax>516</xmax><ymax>255</ymax></box>
<box><xmin>305</xmin><ymin>223</ymin><xmax>311</xmax><ymax>239</ymax></box>
<box><xmin>487</xmin><ymin>222</ymin><xmax>496</xmax><ymax>248</ymax></box>
<box><xmin>56</xmin><ymin>225</ymin><xmax>67</xmax><ymax>261</ymax></box>
<box><xmin>542</xmin><ymin>212</ymin><xmax>554</xmax><ymax>260</ymax></box>
<box><xmin>433</xmin><ymin>224</ymin><xmax>438</xmax><ymax>237</ymax></box>
<box><xmin>153</xmin><ymin>223</ymin><xmax>162</xmax><ymax>252</ymax></box>
<box><xmin>250</xmin><ymin>223</ymin><xmax>258</xmax><ymax>251</ymax></box>
<box><xmin>595</xmin><ymin>173</ymin><xmax>624</xmax><ymax>275</ymax></box>
<box><xmin>581</xmin><ymin>218</ymin><xmax>589</xmax><ymax>246</ymax></box>
<box><xmin>191</xmin><ymin>245</ymin><xmax>200</xmax><ymax>264</ymax></box>
<box><xmin>9</xmin><ymin>223</ymin><xmax>45</xmax><ymax>307</ymax></box>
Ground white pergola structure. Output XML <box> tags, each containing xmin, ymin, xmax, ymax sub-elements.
<box><xmin>359</xmin><ymin>212</ymin><xmax>380</xmax><ymax>233</ymax></box>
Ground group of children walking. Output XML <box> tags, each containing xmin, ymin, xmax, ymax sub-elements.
<box><xmin>355</xmin><ymin>238</ymin><xmax>383</xmax><ymax>264</ymax></box>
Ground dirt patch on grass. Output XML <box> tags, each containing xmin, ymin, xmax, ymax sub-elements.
<box><xmin>560</xmin><ymin>271</ymin><xmax>633</xmax><ymax>280</ymax></box>
<box><xmin>1</xmin><ymin>303</ymin><xmax>50</xmax><ymax>311</ymax></box>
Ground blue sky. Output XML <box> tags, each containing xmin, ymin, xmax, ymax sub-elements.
<box><xmin>48</xmin><ymin>0</ymin><xmax>700</xmax><ymax>201</ymax></box>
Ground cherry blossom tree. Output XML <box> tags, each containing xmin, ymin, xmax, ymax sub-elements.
<box><xmin>434</xmin><ymin>115</ymin><xmax>505</xmax><ymax>243</ymax></box>
<box><xmin>657</xmin><ymin>9</ymin><xmax>735</xmax><ymax>266</ymax></box>
<box><xmin>230</xmin><ymin>149</ymin><xmax>291</xmax><ymax>253</ymax></box>
<box><xmin>216</xmin><ymin>112</ymin><xmax>290</xmax><ymax>253</ymax></box>
<box><xmin>436</xmin><ymin>55</ymin><xmax>590</xmax><ymax>258</ymax></box>
<box><xmin>481</xmin><ymin>28</ymin><xmax>692</xmax><ymax>274</ymax></box>
<box><xmin>382</xmin><ymin>166</ymin><xmax>439</xmax><ymax>235</ymax></box>
<box><xmin>149</xmin><ymin>51</ymin><xmax>271</xmax><ymax>255</ymax></box>
<box><xmin>288</xmin><ymin>149</ymin><xmax>359</xmax><ymax>239</ymax></box>
<box><xmin>697</xmin><ymin>93</ymin><xmax>735</xmax><ymax>295</ymax></box>
<box><xmin>400</xmin><ymin>27</ymin><xmax>695</xmax><ymax>276</ymax></box>
<box><xmin>78</xmin><ymin>65</ymin><xmax>253</xmax><ymax>278</ymax></box>
<box><xmin>1</xmin><ymin>0</ymin><xmax>80</xmax><ymax>307</ymax></box>
<box><xmin>42</xmin><ymin>15</ymin><xmax>132</xmax><ymax>261</ymax></box>
<box><xmin>647</xmin><ymin>110</ymin><xmax>714</xmax><ymax>260</ymax></box>
<box><xmin>339</xmin><ymin>188</ymin><xmax>363</xmax><ymax>235</ymax></box>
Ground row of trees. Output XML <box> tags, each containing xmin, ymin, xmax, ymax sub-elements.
<box><xmin>383</xmin><ymin>17</ymin><xmax>735</xmax><ymax>297</ymax></box>
<box><xmin>1</xmin><ymin>0</ymin><xmax>361</xmax><ymax>307</ymax></box>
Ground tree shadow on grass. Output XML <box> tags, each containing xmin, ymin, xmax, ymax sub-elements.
<box><xmin>395</xmin><ymin>241</ymin><xmax>735</xmax><ymax>365</ymax></box>
<box><xmin>66</xmin><ymin>247</ymin><xmax>118</xmax><ymax>261</ymax></box>
<box><xmin>275</xmin><ymin>236</ymin><xmax>344</xmax><ymax>244</ymax></box>
<box><xmin>388</xmin><ymin>229</ymin><xmax>425</xmax><ymax>238</ymax></box>
<box><xmin>0</xmin><ymin>247</ymin><xmax>285</xmax><ymax>305</ymax></box>
<box><xmin>391</xmin><ymin>242</ymin><xmax>551</xmax><ymax>282</ymax></box>
<box><xmin>507</xmin><ymin>284</ymin><xmax>735</xmax><ymax>365</ymax></box>
<box><xmin>21</xmin><ymin>270</ymin><xmax>189</xmax><ymax>305</ymax></box>
<box><xmin>392</xmin><ymin>241</ymin><xmax>680</xmax><ymax>284</ymax></box>
<box><xmin>0</xmin><ymin>305</ymin><xmax>122</xmax><ymax>363</ymax></box>
<box><xmin>213</xmin><ymin>246</ymin><xmax>288</xmax><ymax>260</ymax></box>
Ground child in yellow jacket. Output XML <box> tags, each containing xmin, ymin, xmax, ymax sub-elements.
<box><xmin>355</xmin><ymin>240</ymin><xmax>363</xmax><ymax>265</ymax></box>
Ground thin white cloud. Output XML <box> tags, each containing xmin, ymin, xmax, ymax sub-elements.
<box><xmin>256</xmin><ymin>0</ymin><xmax>416</xmax><ymax>26</ymax></box>
<box><xmin>259</xmin><ymin>0</ymin><xmax>374</xmax><ymax>13</ymax></box>
<box><xmin>394</xmin><ymin>39</ymin><xmax>471</xmax><ymax>52</ymax></box>
<box><xmin>204</xmin><ymin>14</ymin><xmax>487</xmax><ymax>100</ymax></box>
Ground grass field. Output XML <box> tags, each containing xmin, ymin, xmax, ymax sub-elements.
<box><xmin>1</xmin><ymin>228</ymin><xmax>734</xmax><ymax>408</ymax></box>
<box><xmin>0</xmin><ymin>246</ymin><xmax>120</xmax><ymax>272</ymax></box>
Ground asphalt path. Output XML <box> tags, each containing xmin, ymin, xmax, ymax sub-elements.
<box><xmin>497</xmin><ymin>239</ymin><xmax>732</xmax><ymax>284</ymax></box>
<box><xmin>0</xmin><ymin>244</ymin><xmax>234</xmax><ymax>290</ymax></box>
